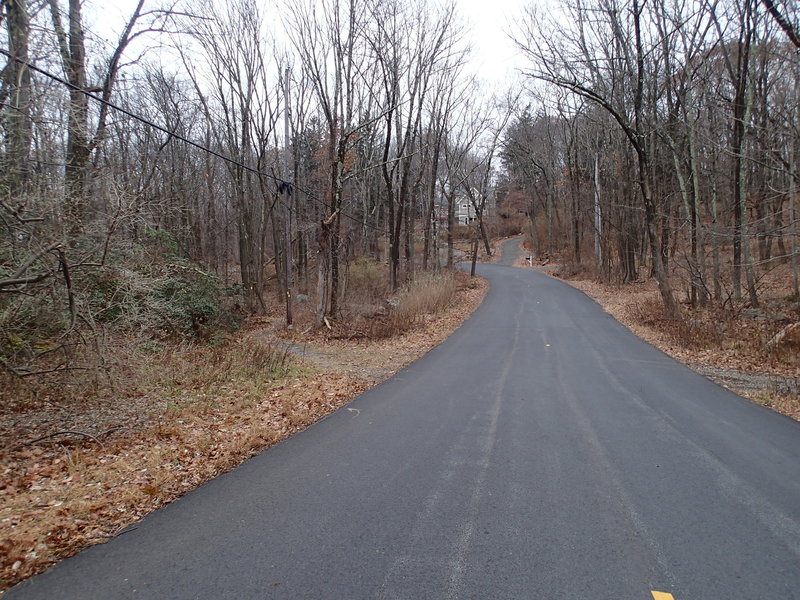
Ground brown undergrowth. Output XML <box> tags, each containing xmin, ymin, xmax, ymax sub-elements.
<box><xmin>273</xmin><ymin>270</ymin><xmax>486</xmax><ymax>385</ymax></box>
<box><xmin>0</xmin><ymin>272</ymin><xmax>488</xmax><ymax>592</ymax></box>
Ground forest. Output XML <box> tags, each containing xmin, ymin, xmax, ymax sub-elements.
<box><xmin>1</xmin><ymin>0</ymin><xmax>799</xmax><ymax>393</ymax></box>
<box><xmin>1</xmin><ymin>0</ymin><xmax>518</xmax><ymax>392</ymax></box>
<box><xmin>2</xmin><ymin>0</ymin><xmax>800</xmax><ymax>588</ymax></box>
<box><xmin>508</xmin><ymin>0</ymin><xmax>800</xmax><ymax>321</ymax></box>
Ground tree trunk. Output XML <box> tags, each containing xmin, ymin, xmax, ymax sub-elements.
<box><xmin>640</xmin><ymin>157</ymin><xmax>680</xmax><ymax>318</ymax></box>
<box><xmin>446</xmin><ymin>191</ymin><xmax>455</xmax><ymax>268</ymax></box>
<box><xmin>633</xmin><ymin>0</ymin><xmax>679</xmax><ymax>318</ymax></box>
<box><xmin>404</xmin><ymin>189</ymin><xmax>413</xmax><ymax>281</ymax></box>
<box><xmin>329</xmin><ymin>152</ymin><xmax>344</xmax><ymax>318</ymax></box>
<box><xmin>791</xmin><ymin>146</ymin><xmax>799</xmax><ymax>298</ymax></box>
<box><xmin>422</xmin><ymin>138</ymin><xmax>441</xmax><ymax>271</ymax></box>
<box><xmin>315</xmin><ymin>214</ymin><xmax>334</xmax><ymax>326</ymax></box>
<box><xmin>689</xmin><ymin>121</ymin><xmax>707</xmax><ymax>306</ymax></box>
<box><xmin>479</xmin><ymin>215</ymin><xmax>491</xmax><ymax>256</ymax></box>
<box><xmin>3</xmin><ymin>0</ymin><xmax>32</xmax><ymax>194</ymax></box>
<box><xmin>470</xmin><ymin>233</ymin><xmax>478</xmax><ymax>277</ymax></box>
<box><xmin>49</xmin><ymin>0</ymin><xmax>91</xmax><ymax>234</ymax></box>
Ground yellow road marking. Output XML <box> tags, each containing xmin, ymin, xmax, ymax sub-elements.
<box><xmin>652</xmin><ymin>592</ymin><xmax>675</xmax><ymax>600</ymax></box>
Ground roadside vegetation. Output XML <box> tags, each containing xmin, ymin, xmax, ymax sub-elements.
<box><xmin>3</xmin><ymin>0</ymin><xmax>799</xmax><ymax>590</ymax></box>
<box><xmin>1</xmin><ymin>264</ymin><xmax>485</xmax><ymax>590</ymax></box>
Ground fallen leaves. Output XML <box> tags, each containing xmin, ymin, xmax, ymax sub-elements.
<box><xmin>1</xmin><ymin>373</ymin><xmax>366</xmax><ymax>590</ymax></box>
<box><xmin>0</xmin><ymin>274</ymin><xmax>489</xmax><ymax>592</ymax></box>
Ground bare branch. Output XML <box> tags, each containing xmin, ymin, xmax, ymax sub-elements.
<box><xmin>760</xmin><ymin>0</ymin><xmax>800</xmax><ymax>49</ymax></box>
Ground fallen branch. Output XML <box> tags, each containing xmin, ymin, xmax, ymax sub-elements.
<box><xmin>0</xmin><ymin>271</ymin><xmax>56</xmax><ymax>291</ymax></box>
<box><xmin>57</xmin><ymin>248</ymin><xmax>77</xmax><ymax>329</ymax></box>
<box><xmin>0</xmin><ymin>199</ymin><xmax>45</xmax><ymax>223</ymax></box>
<box><xmin>99</xmin><ymin>426</ymin><xmax>129</xmax><ymax>438</ymax></box>
<box><xmin>16</xmin><ymin>365</ymin><xmax>92</xmax><ymax>378</ymax></box>
<box><xmin>766</xmin><ymin>321</ymin><xmax>800</xmax><ymax>352</ymax></box>
<box><xmin>15</xmin><ymin>430</ymin><xmax>104</xmax><ymax>451</ymax></box>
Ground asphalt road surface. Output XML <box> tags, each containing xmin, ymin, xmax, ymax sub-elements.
<box><xmin>497</xmin><ymin>237</ymin><xmax>524</xmax><ymax>266</ymax></box>
<box><xmin>9</xmin><ymin>239</ymin><xmax>800</xmax><ymax>599</ymax></box>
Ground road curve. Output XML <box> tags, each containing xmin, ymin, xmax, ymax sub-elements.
<box><xmin>497</xmin><ymin>237</ymin><xmax>524</xmax><ymax>266</ymax></box>
<box><xmin>9</xmin><ymin>241</ymin><xmax>800</xmax><ymax>599</ymax></box>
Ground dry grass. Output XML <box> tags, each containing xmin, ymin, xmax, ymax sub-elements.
<box><xmin>346</xmin><ymin>258</ymin><xmax>387</xmax><ymax>303</ymax></box>
<box><xmin>0</xmin><ymin>272</ymin><xmax>489</xmax><ymax>592</ymax></box>
<box><xmin>365</xmin><ymin>270</ymin><xmax>459</xmax><ymax>339</ymax></box>
<box><xmin>397</xmin><ymin>271</ymin><xmax>459</xmax><ymax>317</ymax></box>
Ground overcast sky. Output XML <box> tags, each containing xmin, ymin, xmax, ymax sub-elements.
<box><xmin>90</xmin><ymin>0</ymin><xmax>531</xmax><ymax>89</ymax></box>
<box><xmin>458</xmin><ymin>0</ymin><xmax>529</xmax><ymax>87</ymax></box>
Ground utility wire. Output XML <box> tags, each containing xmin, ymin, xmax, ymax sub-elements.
<box><xmin>0</xmin><ymin>47</ymin><xmax>384</xmax><ymax>232</ymax></box>
<box><xmin>0</xmin><ymin>48</ymin><xmax>291</xmax><ymax>188</ymax></box>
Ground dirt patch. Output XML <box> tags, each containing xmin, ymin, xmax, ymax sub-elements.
<box><xmin>0</xmin><ymin>274</ymin><xmax>488</xmax><ymax>592</ymax></box>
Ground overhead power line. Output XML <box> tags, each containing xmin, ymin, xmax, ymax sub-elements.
<box><xmin>0</xmin><ymin>47</ymin><xmax>383</xmax><ymax>232</ymax></box>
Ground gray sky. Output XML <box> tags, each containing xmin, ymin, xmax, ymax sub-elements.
<box><xmin>458</xmin><ymin>0</ymin><xmax>529</xmax><ymax>87</ymax></box>
<box><xmin>88</xmin><ymin>0</ymin><xmax>530</xmax><ymax>88</ymax></box>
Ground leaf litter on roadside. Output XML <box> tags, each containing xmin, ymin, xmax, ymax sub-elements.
<box><xmin>0</xmin><ymin>274</ymin><xmax>488</xmax><ymax>592</ymax></box>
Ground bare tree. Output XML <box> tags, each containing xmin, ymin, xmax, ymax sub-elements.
<box><xmin>367</xmin><ymin>0</ymin><xmax>464</xmax><ymax>289</ymax></box>
<box><xmin>760</xmin><ymin>0</ymin><xmax>800</xmax><ymax>49</ymax></box>
<box><xmin>285</xmin><ymin>0</ymin><xmax>372</xmax><ymax>323</ymax></box>
<box><xmin>420</xmin><ymin>46</ymin><xmax>469</xmax><ymax>270</ymax></box>
<box><xmin>461</xmin><ymin>94</ymin><xmax>516</xmax><ymax>274</ymax></box>
<box><xmin>1</xmin><ymin>0</ymin><xmax>33</xmax><ymax>194</ymax></box>
<box><xmin>440</xmin><ymin>90</ymin><xmax>486</xmax><ymax>268</ymax></box>
<box><xmin>179</xmin><ymin>0</ymin><xmax>282</xmax><ymax>312</ymax></box>
<box><xmin>47</xmin><ymin>0</ymin><xmax>156</xmax><ymax>234</ymax></box>
<box><xmin>514</xmin><ymin>0</ymin><xmax>682</xmax><ymax>317</ymax></box>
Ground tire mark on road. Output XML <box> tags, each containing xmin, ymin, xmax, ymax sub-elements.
<box><xmin>378</xmin><ymin>290</ymin><xmax>524</xmax><ymax>600</ymax></box>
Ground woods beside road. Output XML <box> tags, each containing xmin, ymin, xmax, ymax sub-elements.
<box><xmin>6</xmin><ymin>245</ymin><xmax>800</xmax><ymax>600</ymax></box>
<box><xmin>3</xmin><ymin>0</ymin><xmax>800</xmax><ymax>592</ymax></box>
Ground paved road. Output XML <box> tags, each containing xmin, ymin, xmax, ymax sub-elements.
<box><xmin>9</xmin><ymin>241</ymin><xmax>800</xmax><ymax>599</ymax></box>
<box><xmin>497</xmin><ymin>237</ymin><xmax>524</xmax><ymax>266</ymax></box>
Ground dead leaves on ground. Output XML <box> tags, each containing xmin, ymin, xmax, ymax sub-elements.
<box><xmin>0</xmin><ymin>275</ymin><xmax>488</xmax><ymax>592</ymax></box>
<box><xmin>0</xmin><ymin>372</ymin><xmax>366</xmax><ymax>590</ymax></box>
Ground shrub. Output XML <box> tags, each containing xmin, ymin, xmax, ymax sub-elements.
<box><xmin>143</xmin><ymin>227</ymin><xmax>179</xmax><ymax>257</ymax></box>
<box><xmin>164</xmin><ymin>339</ymin><xmax>293</xmax><ymax>390</ymax></box>
<box><xmin>79</xmin><ymin>255</ymin><xmax>231</xmax><ymax>339</ymax></box>
<box><xmin>0</xmin><ymin>287</ymin><xmax>69</xmax><ymax>362</ymax></box>
<box><xmin>347</xmin><ymin>258</ymin><xmax>386</xmax><ymax>302</ymax></box>
<box><xmin>153</xmin><ymin>276</ymin><xmax>221</xmax><ymax>336</ymax></box>
<box><xmin>364</xmin><ymin>271</ymin><xmax>458</xmax><ymax>339</ymax></box>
